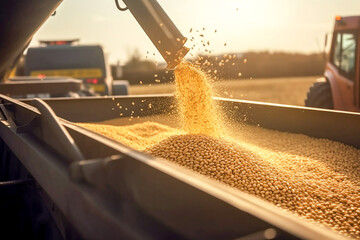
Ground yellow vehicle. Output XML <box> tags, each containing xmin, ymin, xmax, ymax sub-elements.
<box><xmin>24</xmin><ymin>40</ymin><xmax>113</xmax><ymax>95</ymax></box>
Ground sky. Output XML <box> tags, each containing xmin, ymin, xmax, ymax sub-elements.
<box><xmin>31</xmin><ymin>0</ymin><xmax>360</xmax><ymax>64</ymax></box>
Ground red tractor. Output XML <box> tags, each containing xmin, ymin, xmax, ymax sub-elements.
<box><xmin>305</xmin><ymin>16</ymin><xmax>360</xmax><ymax>112</ymax></box>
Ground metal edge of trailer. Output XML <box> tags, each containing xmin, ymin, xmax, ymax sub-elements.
<box><xmin>29</xmin><ymin>94</ymin><xmax>360</xmax><ymax>148</ymax></box>
<box><xmin>22</xmin><ymin>94</ymin><xmax>177</xmax><ymax>123</ymax></box>
<box><xmin>216</xmin><ymin>97</ymin><xmax>360</xmax><ymax>149</ymax></box>
<box><xmin>0</xmin><ymin>79</ymin><xmax>83</xmax><ymax>96</ymax></box>
<box><xmin>12</xmin><ymin>95</ymin><xmax>354</xmax><ymax>239</ymax></box>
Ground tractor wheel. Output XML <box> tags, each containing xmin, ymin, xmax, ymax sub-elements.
<box><xmin>305</xmin><ymin>81</ymin><xmax>333</xmax><ymax>109</ymax></box>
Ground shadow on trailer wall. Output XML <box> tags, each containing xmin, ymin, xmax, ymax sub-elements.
<box><xmin>0</xmin><ymin>138</ymin><xmax>66</xmax><ymax>239</ymax></box>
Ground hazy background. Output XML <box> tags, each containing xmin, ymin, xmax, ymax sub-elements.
<box><xmin>25</xmin><ymin>0</ymin><xmax>360</xmax><ymax>106</ymax></box>
<box><xmin>31</xmin><ymin>0</ymin><xmax>360</xmax><ymax>64</ymax></box>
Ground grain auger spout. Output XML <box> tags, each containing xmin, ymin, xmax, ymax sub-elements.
<box><xmin>115</xmin><ymin>0</ymin><xmax>190</xmax><ymax>69</ymax></box>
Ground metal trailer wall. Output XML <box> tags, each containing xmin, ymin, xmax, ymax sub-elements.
<box><xmin>33</xmin><ymin>94</ymin><xmax>360</xmax><ymax>148</ymax></box>
<box><xmin>0</xmin><ymin>138</ymin><xmax>63</xmax><ymax>239</ymax></box>
<box><xmin>1</xmin><ymin>95</ymin><xmax>356</xmax><ymax>239</ymax></box>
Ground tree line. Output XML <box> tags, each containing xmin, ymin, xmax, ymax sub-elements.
<box><xmin>112</xmin><ymin>51</ymin><xmax>325</xmax><ymax>85</ymax></box>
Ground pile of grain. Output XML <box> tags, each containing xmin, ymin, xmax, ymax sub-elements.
<box><xmin>79</xmin><ymin>117</ymin><xmax>360</xmax><ymax>239</ymax></box>
<box><xmin>79</xmin><ymin>121</ymin><xmax>180</xmax><ymax>150</ymax></box>
<box><xmin>146</xmin><ymin>131</ymin><xmax>360</xmax><ymax>239</ymax></box>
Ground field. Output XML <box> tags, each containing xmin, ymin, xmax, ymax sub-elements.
<box><xmin>129</xmin><ymin>76</ymin><xmax>321</xmax><ymax>106</ymax></box>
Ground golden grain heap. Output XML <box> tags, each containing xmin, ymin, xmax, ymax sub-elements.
<box><xmin>77</xmin><ymin>62</ymin><xmax>360</xmax><ymax>239</ymax></box>
<box><xmin>145</xmin><ymin>128</ymin><xmax>360</xmax><ymax>239</ymax></box>
<box><xmin>79</xmin><ymin>121</ymin><xmax>180</xmax><ymax>151</ymax></box>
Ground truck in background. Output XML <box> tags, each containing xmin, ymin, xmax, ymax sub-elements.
<box><xmin>24</xmin><ymin>40</ymin><xmax>128</xmax><ymax>96</ymax></box>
